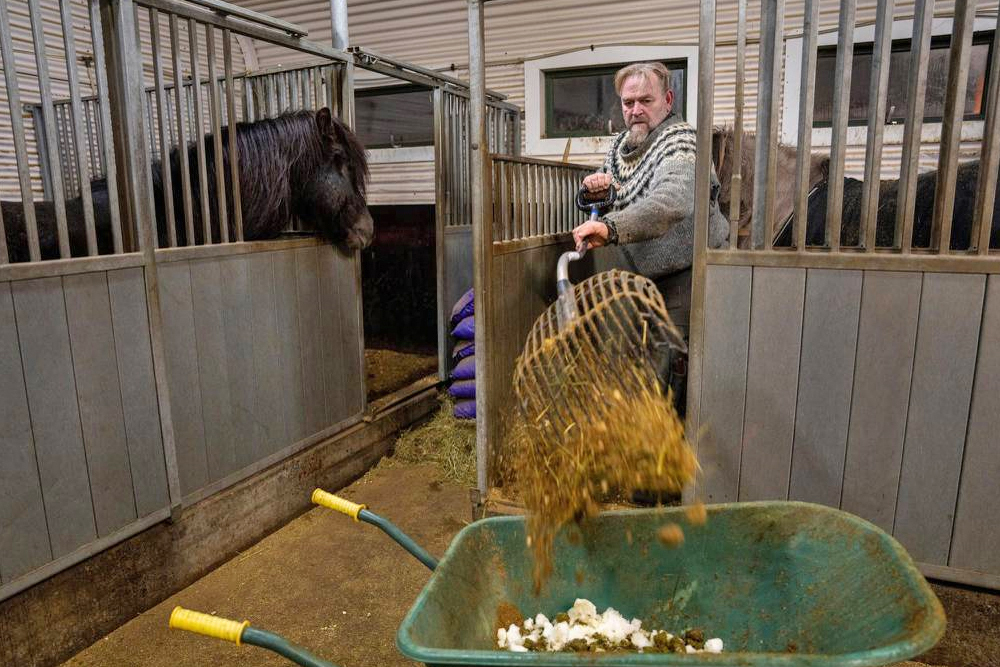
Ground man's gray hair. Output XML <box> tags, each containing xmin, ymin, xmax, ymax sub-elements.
<box><xmin>614</xmin><ymin>62</ymin><xmax>672</xmax><ymax>95</ymax></box>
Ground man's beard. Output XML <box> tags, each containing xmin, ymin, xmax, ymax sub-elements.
<box><xmin>625</xmin><ymin>122</ymin><xmax>649</xmax><ymax>148</ymax></box>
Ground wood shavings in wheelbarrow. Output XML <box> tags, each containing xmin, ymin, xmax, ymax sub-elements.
<box><xmin>499</xmin><ymin>271</ymin><xmax>701</xmax><ymax>591</ymax></box>
<box><xmin>497</xmin><ymin>599</ymin><xmax>723</xmax><ymax>654</ymax></box>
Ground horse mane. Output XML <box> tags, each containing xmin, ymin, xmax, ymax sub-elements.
<box><xmin>154</xmin><ymin>109</ymin><xmax>368</xmax><ymax>243</ymax></box>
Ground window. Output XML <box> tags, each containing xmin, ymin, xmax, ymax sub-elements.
<box><xmin>355</xmin><ymin>84</ymin><xmax>433</xmax><ymax>149</ymax></box>
<box><xmin>543</xmin><ymin>61</ymin><xmax>687</xmax><ymax>138</ymax></box>
<box><xmin>813</xmin><ymin>31</ymin><xmax>994</xmax><ymax>126</ymax></box>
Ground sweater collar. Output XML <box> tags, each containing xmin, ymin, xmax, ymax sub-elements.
<box><xmin>619</xmin><ymin>111</ymin><xmax>681</xmax><ymax>159</ymax></box>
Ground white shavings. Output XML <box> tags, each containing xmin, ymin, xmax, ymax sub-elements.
<box><xmin>496</xmin><ymin>598</ymin><xmax>723</xmax><ymax>655</ymax></box>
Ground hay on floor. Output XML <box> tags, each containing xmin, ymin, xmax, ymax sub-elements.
<box><xmin>378</xmin><ymin>394</ymin><xmax>477</xmax><ymax>486</ymax></box>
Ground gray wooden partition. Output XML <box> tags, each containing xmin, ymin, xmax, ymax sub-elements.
<box><xmin>478</xmin><ymin>155</ymin><xmax>595</xmax><ymax>484</ymax></box>
<box><xmin>0</xmin><ymin>240</ymin><xmax>366</xmax><ymax>601</ymax></box>
<box><xmin>434</xmin><ymin>89</ymin><xmax>520</xmax><ymax>378</ymax></box>
<box><xmin>694</xmin><ymin>265</ymin><xmax>1000</xmax><ymax>587</ymax></box>
<box><xmin>687</xmin><ymin>0</ymin><xmax>1000</xmax><ymax>590</ymax></box>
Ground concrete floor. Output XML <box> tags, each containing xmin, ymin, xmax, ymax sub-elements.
<box><xmin>63</xmin><ymin>462</ymin><xmax>999</xmax><ymax>667</ymax></box>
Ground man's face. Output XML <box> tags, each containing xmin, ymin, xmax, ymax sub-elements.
<box><xmin>620</xmin><ymin>74</ymin><xmax>674</xmax><ymax>146</ymax></box>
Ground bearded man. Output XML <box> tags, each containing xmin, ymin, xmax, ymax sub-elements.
<box><xmin>572</xmin><ymin>61</ymin><xmax>728</xmax><ymax>287</ymax></box>
<box><xmin>571</xmin><ymin>62</ymin><xmax>728</xmax><ymax>422</ymax></box>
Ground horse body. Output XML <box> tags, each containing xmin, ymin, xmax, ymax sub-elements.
<box><xmin>2</xmin><ymin>108</ymin><xmax>371</xmax><ymax>263</ymax></box>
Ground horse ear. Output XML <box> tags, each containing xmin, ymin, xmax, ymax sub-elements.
<box><xmin>316</xmin><ymin>107</ymin><xmax>334</xmax><ymax>137</ymax></box>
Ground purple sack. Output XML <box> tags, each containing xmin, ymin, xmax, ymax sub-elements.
<box><xmin>450</xmin><ymin>288</ymin><xmax>474</xmax><ymax>326</ymax></box>
<box><xmin>448</xmin><ymin>379</ymin><xmax>476</xmax><ymax>399</ymax></box>
<box><xmin>450</xmin><ymin>356</ymin><xmax>475</xmax><ymax>381</ymax></box>
<box><xmin>453</xmin><ymin>400</ymin><xmax>476</xmax><ymax>420</ymax></box>
<box><xmin>451</xmin><ymin>314</ymin><xmax>475</xmax><ymax>341</ymax></box>
<box><xmin>452</xmin><ymin>340</ymin><xmax>474</xmax><ymax>361</ymax></box>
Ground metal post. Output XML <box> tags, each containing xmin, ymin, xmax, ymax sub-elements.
<box><xmin>730</xmin><ymin>0</ymin><xmax>746</xmax><ymax>248</ymax></box>
<box><xmin>972</xmin><ymin>15</ymin><xmax>1000</xmax><ymax>254</ymax></box>
<box><xmin>793</xmin><ymin>0</ymin><xmax>819</xmax><ymax>251</ymax></box>
<box><xmin>825</xmin><ymin>0</ymin><xmax>857</xmax><ymax>250</ymax></box>
<box><xmin>110</xmin><ymin>0</ymin><xmax>183</xmax><ymax>518</ymax></box>
<box><xmin>469</xmin><ymin>0</ymin><xmax>490</xmax><ymax>495</ymax></box>
<box><xmin>751</xmin><ymin>0</ymin><xmax>784</xmax><ymax>250</ymax></box>
<box><xmin>685</xmin><ymin>0</ymin><xmax>716</xmax><ymax>502</ymax></box>
<box><xmin>434</xmin><ymin>88</ymin><xmax>448</xmax><ymax>381</ymax></box>
<box><xmin>859</xmin><ymin>0</ymin><xmax>895</xmax><ymax>250</ymax></box>
<box><xmin>330</xmin><ymin>0</ymin><xmax>348</xmax><ymax>51</ymax></box>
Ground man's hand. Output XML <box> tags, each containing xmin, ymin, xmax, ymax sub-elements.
<box><xmin>572</xmin><ymin>220</ymin><xmax>609</xmax><ymax>252</ymax></box>
<box><xmin>582</xmin><ymin>172</ymin><xmax>612</xmax><ymax>194</ymax></box>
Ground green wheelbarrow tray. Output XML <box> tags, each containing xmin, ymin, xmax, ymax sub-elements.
<box><xmin>396</xmin><ymin>501</ymin><xmax>945</xmax><ymax>667</ymax></box>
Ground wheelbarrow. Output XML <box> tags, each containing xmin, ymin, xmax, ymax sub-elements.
<box><xmin>170</xmin><ymin>490</ymin><xmax>945</xmax><ymax>666</ymax></box>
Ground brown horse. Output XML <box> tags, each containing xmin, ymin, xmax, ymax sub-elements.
<box><xmin>711</xmin><ymin>126</ymin><xmax>829</xmax><ymax>248</ymax></box>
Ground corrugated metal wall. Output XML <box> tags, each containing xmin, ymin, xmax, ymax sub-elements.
<box><xmin>232</xmin><ymin>0</ymin><xmax>997</xmax><ymax>204</ymax></box>
<box><xmin>5</xmin><ymin>0</ymin><xmax>999</xmax><ymax>203</ymax></box>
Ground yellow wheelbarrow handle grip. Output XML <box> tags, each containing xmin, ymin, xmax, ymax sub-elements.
<box><xmin>169</xmin><ymin>606</ymin><xmax>250</xmax><ymax>645</ymax></box>
<box><xmin>312</xmin><ymin>488</ymin><xmax>366</xmax><ymax>521</ymax></box>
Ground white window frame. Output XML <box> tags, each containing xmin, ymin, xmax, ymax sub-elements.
<box><xmin>524</xmin><ymin>45</ymin><xmax>699</xmax><ymax>156</ymax></box>
<box><xmin>781</xmin><ymin>17</ymin><xmax>995</xmax><ymax>148</ymax></box>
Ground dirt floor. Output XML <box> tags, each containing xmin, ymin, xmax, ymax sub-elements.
<box><xmin>62</xmin><ymin>461</ymin><xmax>1000</xmax><ymax>667</ymax></box>
<box><xmin>365</xmin><ymin>348</ymin><xmax>438</xmax><ymax>402</ymax></box>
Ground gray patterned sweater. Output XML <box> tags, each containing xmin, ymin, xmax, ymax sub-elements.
<box><xmin>600</xmin><ymin>113</ymin><xmax>729</xmax><ymax>279</ymax></box>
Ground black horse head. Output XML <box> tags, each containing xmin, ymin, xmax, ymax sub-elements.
<box><xmin>294</xmin><ymin>108</ymin><xmax>373</xmax><ymax>250</ymax></box>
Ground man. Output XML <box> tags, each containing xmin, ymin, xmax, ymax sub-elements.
<box><xmin>571</xmin><ymin>61</ymin><xmax>728</xmax><ymax>284</ymax></box>
<box><xmin>572</xmin><ymin>62</ymin><xmax>728</xmax><ymax>419</ymax></box>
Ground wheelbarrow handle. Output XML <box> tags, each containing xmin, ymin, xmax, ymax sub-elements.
<box><xmin>312</xmin><ymin>488</ymin><xmax>439</xmax><ymax>571</ymax></box>
<box><xmin>169</xmin><ymin>607</ymin><xmax>339</xmax><ymax>667</ymax></box>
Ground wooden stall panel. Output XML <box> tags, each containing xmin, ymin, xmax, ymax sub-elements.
<box><xmin>189</xmin><ymin>259</ymin><xmax>237</xmax><ymax>483</ymax></box>
<box><xmin>739</xmin><ymin>267</ymin><xmax>806</xmax><ymax>501</ymax></box>
<box><xmin>158</xmin><ymin>262</ymin><xmax>209</xmax><ymax>496</ymax></box>
<box><xmin>697</xmin><ymin>265</ymin><xmax>752</xmax><ymax>503</ymax></box>
<box><xmin>318</xmin><ymin>245</ymin><xmax>348</xmax><ymax>422</ymax></box>
<box><xmin>0</xmin><ymin>284</ymin><xmax>51</xmax><ymax>582</ymax></box>
<box><xmin>294</xmin><ymin>247</ymin><xmax>327</xmax><ymax>436</ymax></box>
<box><xmin>11</xmin><ymin>278</ymin><xmax>97</xmax><ymax>557</ymax></box>
<box><xmin>107</xmin><ymin>268</ymin><xmax>169</xmax><ymax>518</ymax></box>
<box><xmin>64</xmin><ymin>273</ymin><xmax>136</xmax><ymax>537</ymax></box>
<box><xmin>894</xmin><ymin>273</ymin><xmax>986</xmax><ymax>565</ymax></box>
<box><xmin>219</xmin><ymin>256</ymin><xmax>255</xmax><ymax>471</ymax></box>
<box><xmin>950</xmin><ymin>275</ymin><xmax>1000</xmax><ymax>573</ymax></box>
<box><xmin>248</xmin><ymin>253</ymin><xmax>286</xmax><ymax>462</ymax></box>
<box><xmin>788</xmin><ymin>269</ymin><xmax>862</xmax><ymax>507</ymax></box>
<box><xmin>273</xmin><ymin>250</ymin><xmax>307</xmax><ymax>445</ymax></box>
<box><xmin>332</xmin><ymin>251</ymin><xmax>365</xmax><ymax>418</ymax></box>
<box><xmin>841</xmin><ymin>271</ymin><xmax>921</xmax><ymax>533</ymax></box>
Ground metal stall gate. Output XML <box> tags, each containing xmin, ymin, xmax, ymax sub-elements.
<box><xmin>434</xmin><ymin>88</ymin><xmax>519</xmax><ymax>377</ymax></box>
<box><xmin>688</xmin><ymin>0</ymin><xmax>1000</xmax><ymax>590</ymax></box>
<box><xmin>0</xmin><ymin>0</ymin><xmax>365</xmax><ymax>602</ymax></box>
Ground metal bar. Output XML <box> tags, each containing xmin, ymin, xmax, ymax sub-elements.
<box><xmin>28</xmin><ymin>0</ymin><xmax>70</xmax><ymax>257</ymax></box>
<box><xmin>0</xmin><ymin>0</ymin><xmax>40</xmax><ymax>261</ymax></box>
<box><xmin>150</xmin><ymin>7</ymin><xmax>177</xmax><ymax>248</ymax></box>
<box><xmin>278</xmin><ymin>71</ymin><xmax>288</xmax><ymax>113</ymax></box>
<box><xmin>433</xmin><ymin>88</ymin><xmax>447</xmax><ymax>379</ymax></box>
<box><xmin>170</xmin><ymin>15</ymin><xmax>195</xmax><ymax>245</ymax></box>
<box><xmin>825</xmin><ymin>0</ymin><xmax>857</xmax><ymax>250</ymax></box>
<box><xmin>330</xmin><ymin>0</ymin><xmax>348</xmax><ymax>50</ymax></box>
<box><xmin>859</xmin><ymin>0</ymin><xmax>895</xmax><ymax>251</ymax></box>
<box><xmin>705</xmin><ymin>248</ymin><xmax>1000</xmax><ymax>274</ymax></box>
<box><xmin>793</xmin><ymin>0</ymin><xmax>819</xmax><ymax>251</ymax></box>
<box><xmin>468</xmin><ymin>0</ymin><xmax>490</xmax><ymax>494</ymax></box>
<box><xmin>932</xmin><ymin>0</ymin><xmax>976</xmax><ymax>253</ymax></box>
<box><xmin>300</xmin><ymin>68</ymin><xmax>310</xmax><ymax>110</ymax></box>
<box><xmin>730</xmin><ymin>0</ymin><xmax>746</xmax><ymax>248</ymax></box>
<box><xmin>224</xmin><ymin>29</ymin><xmax>244</xmax><ymax>242</ymax></box>
<box><xmin>973</xmin><ymin>16</ymin><xmax>1000</xmax><ymax>254</ymax></box>
<box><xmin>146</xmin><ymin>0</ymin><xmax>307</xmax><ymax>36</ymax></box>
<box><xmin>110</xmin><ymin>0</ymin><xmax>183</xmax><ymax>514</ymax></box>
<box><xmin>189</xmin><ymin>18</ymin><xmax>212</xmax><ymax>244</ymax></box>
<box><xmin>91</xmin><ymin>0</ymin><xmax>123</xmax><ymax>253</ymax></box>
<box><xmin>136</xmin><ymin>0</ymin><xmax>349</xmax><ymax>63</ymax></box>
<box><xmin>349</xmin><ymin>47</ymin><xmax>508</xmax><ymax>101</ymax></box>
<box><xmin>267</xmin><ymin>73</ymin><xmax>277</xmax><ymax>117</ymax></box>
<box><xmin>896</xmin><ymin>0</ymin><xmax>934</xmax><ymax>251</ymax></box>
<box><xmin>313</xmin><ymin>66</ymin><xmax>323</xmax><ymax>109</ymax></box>
<box><xmin>206</xmin><ymin>24</ymin><xmax>229</xmax><ymax>243</ymax></box>
<box><xmin>753</xmin><ymin>0</ymin><xmax>785</xmax><ymax>249</ymax></box>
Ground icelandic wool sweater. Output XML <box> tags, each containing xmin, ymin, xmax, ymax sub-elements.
<box><xmin>600</xmin><ymin>113</ymin><xmax>729</xmax><ymax>279</ymax></box>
